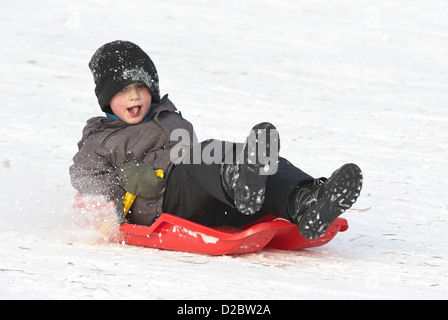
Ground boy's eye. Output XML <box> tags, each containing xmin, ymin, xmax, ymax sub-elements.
<box><xmin>119</xmin><ymin>84</ymin><xmax>146</xmax><ymax>93</ymax></box>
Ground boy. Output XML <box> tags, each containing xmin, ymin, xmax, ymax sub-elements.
<box><xmin>70</xmin><ymin>40</ymin><xmax>363</xmax><ymax>240</ymax></box>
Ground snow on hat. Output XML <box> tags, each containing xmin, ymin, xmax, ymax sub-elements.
<box><xmin>89</xmin><ymin>40</ymin><xmax>160</xmax><ymax>114</ymax></box>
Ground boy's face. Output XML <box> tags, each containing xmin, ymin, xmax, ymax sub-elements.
<box><xmin>109</xmin><ymin>83</ymin><xmax>152</xmax><ymax>124</ymax></box>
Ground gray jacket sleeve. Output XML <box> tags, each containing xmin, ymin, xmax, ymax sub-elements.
<box><xmin>70</xmin><ymin>142</ymin><xmax>124</xmax><ymax>202</ymax></box>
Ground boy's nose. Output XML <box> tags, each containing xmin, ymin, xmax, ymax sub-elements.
<box><xmin>128</xmin><ymin>87</ymin><xmax>140</xmax><ymax>100</ymax></box>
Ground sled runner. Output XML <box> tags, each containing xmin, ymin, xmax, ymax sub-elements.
<box><xmin>74</xmin><ymin>193</ymin><xmax>348</xmax><ymax>255</ymax></box>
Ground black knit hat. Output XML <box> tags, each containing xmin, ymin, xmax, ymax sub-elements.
<box><xmin>88</xmin><ymin>40</ymin><xmax>160</xmax><ymax>114</ymax></box>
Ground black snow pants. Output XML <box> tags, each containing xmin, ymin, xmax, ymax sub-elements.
<box><xmin>163</xmin><ymin>140</ymin><xmax>314</xmax><ymax>227</ymax></box>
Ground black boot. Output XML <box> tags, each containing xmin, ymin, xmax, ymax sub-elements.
<box><xmin>288</xmin><ymin>163</ymin><xmax>363</xmax><ymax>239</ymax></box>
<box><xmin>221</xmin><ymin>122</ymin><xmax>280</xmax><ymax>215</ymax></box>
<box><xmin>287</xmin><ymin>178</ymin><xmax>324</xmax><ymax>222</ymax></box>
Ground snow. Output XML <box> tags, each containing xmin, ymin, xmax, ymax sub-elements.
<box><xmin>1</xmin><ymin>0</ymin><xmax>447</xmax><ymax>300</ymax></box>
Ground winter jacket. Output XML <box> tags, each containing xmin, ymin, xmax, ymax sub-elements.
<box><xmin>70</xmin><ymin>95</ymin><xmax>195</xmax><ymax>225</ymax></box>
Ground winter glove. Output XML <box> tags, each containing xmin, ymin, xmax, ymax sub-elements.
<box><xmin>117</xmin><ymin>160</ymin><xmax>166</xmax><ymax>199</ymax></box>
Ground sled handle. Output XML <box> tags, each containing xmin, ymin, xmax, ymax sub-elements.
<box><xmin>122</xmin><ymin>192</ymin><xmax>136</xmax><ymax>218</ymax></box>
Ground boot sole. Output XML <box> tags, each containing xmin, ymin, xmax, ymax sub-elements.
<box><xmin>234</xmin><ymin>122</ymin><xmax>279</xmax><ymax>215</ymax></box>
<box><xmin>298</xmin><ymin>163</ymin><xmax>363</xmax><ymax>239</ymax></box>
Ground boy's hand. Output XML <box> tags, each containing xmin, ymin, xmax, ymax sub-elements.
<box><xmin>117</xmin><ymin>160</ymin><xmax>166</xmax><ymax>199</ymax></box>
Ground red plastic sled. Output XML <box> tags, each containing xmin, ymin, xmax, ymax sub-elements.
<box><xmin>73</xmin><ymin>194</ymin><xmax>348</xmax><ymax>255</ymax></box>
<box><xmin>119</xmin><ymin>214</ymin><xmax>348</xmax><ymax>255</ymax></box>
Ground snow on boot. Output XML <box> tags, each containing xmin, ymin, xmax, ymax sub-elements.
<box><xmin>290</xmin><ymin>163</ymin><xmax>363</xmax><ymax>239</ymax></box>
<box><xmin>221</xmin><ymin>122</ymin><xmax>280</xmax><ymax>215</ymax></box>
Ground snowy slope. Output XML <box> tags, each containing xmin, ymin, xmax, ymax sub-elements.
<box><xmin>1</xmin><ymin>0</ymin><xmax>447</xmax><ymax>299</ymax></box>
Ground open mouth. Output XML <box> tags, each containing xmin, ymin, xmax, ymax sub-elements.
<box><xmin>127</xmin><ymin>105</ymin><xmax>142</xmax><ymax>116</ymax></box>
